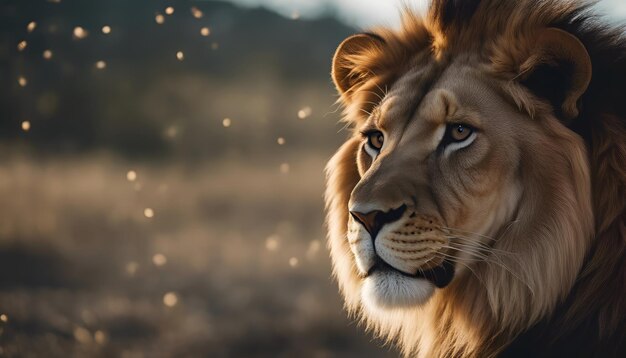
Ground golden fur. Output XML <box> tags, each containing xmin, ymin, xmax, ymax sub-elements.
<box><xmin>325</xmin><ymin>1</ymin><xmax>625</xmax><ymax>356</ymax></box>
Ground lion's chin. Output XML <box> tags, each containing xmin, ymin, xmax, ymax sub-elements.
<box><xmin>361</xmin><ymin>270</ymin><xmax>435</xmax><ymax>309</ymax></box>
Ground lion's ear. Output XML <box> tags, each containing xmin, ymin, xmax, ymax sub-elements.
<box><xmin>517</xmin><ymin>28</ymin><xmax>592</xmax><ymax>120</ymax></box>
<box><xmin>332</xmin><ymin>33</ymin><xmax>386</xmax><ymax>96</ymax></box>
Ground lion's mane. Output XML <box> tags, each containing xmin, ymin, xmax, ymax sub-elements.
<box><xmin>325</xmin><ymin>1</ymin><xmax>625</xmax><ymax>356</ymax></box>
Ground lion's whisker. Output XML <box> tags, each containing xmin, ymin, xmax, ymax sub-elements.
<box><xmin>431</xmin><ymin>252</ymin><xmax>488</xmax><ymax>288</ymax></box>
<box><xmin>440</xmin><ymin>226</ymin><xmax>498</xmax><ymax>241</ymax></box>
<box><xmin>362</xmin><ymin>89</ymin><xmax>385</xmax><ymax>102</ymax></box>
<box><xmin>358</xmin><ymin>108</ymin><xmax>373</xmax><ymax>117</ymax></box>
<box><xmin>439</xmin><ymin>245</ymin><xmax>533</xmax><ymax>295</ymax></box>
<box><xmin>447</xmin><ymin>239</ymin><xmax>518</xmax><ymax>258</ymax></box>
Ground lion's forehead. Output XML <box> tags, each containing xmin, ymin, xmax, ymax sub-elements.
<box><xmin>378</xmin><ymin>63</ymin><xmax>486</xmax><ymax>137</ymax></box>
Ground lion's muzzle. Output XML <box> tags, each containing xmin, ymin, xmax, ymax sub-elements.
<box><xmin>348</xmin><ymin>206</ymin><xmax>453</xmax><ymax>287</ymax></box>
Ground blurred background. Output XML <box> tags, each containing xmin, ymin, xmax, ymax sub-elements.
<box><xmin>0</xmin><ymin>1</ymin><xmax>624</xmax><ymax>357</ymax></box>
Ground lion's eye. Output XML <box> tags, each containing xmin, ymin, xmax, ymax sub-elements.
<box><xmin>366</xmin><ymin>131</ymin><xmax>384</xmax><ymax>151</ymax></box>
<box><xmin>446</xmin><ymin>123</ymin><xmax>474</xmax><ymax>143</ymax></box>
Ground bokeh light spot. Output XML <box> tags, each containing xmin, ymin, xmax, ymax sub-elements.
<box><xmin>152</xmin><ymin>253</ymin><xmax>167</xmax><ymax>266</ymax></box>
<box><xmin>306</xmin><ymin>240</ymin><xmax>322</xmax><ymax>260</ymax></box>
<box><xmin>289</xmin><ymin>257</ymin><xmax>299</xmax><ymax>267</ymax></box>
<box><xmin>265</xmin><ymin>235</ymin><xmax>280</xmax><ymax>251</ymax></box>
<box><xmin>163</xmin><ymin>292</ymin><xmax>178</xmax><ymax>307</ymax></box>
<box><xmin>191</xmin><ymin>7</ymin><xmax>204</xmax><ymax>19</ymax></box>
<box><xmin>73</xmin><ymin>26</ymin><xmax>88</xmax><ymax>39</ymax></box>
<box><xmin>126</xmin><ymin>170</ymin><xmax>137</xmax><ymax>181</ymax></box>
<box><xmin>94</xmin><ymin>330</ymin><xmax>107</xmax><ymax>345</ymax></box>
<box><xmin>297</xmin><ymin>106</ymin><xmax>312</xmax><ymax>119</ymax></box>
<box><xmin>125</xmin><ymin>261</ymin><xmax>139</xmax><ymax>276</ymax></box>
<box><xmin>144</xmin><ymin>208</ymin><xmax>154</xmax><ymax>218</ymax></box>
<box><xmin>73</xmin><ymin>326</ymin><xmax>92</xmax><ymax>344</ymax></box>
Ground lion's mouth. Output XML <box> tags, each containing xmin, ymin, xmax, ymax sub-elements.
<box><xmin>366</xmin><ymin>259</ymin><xmax>455</xmax><ymax>288</ymax></box>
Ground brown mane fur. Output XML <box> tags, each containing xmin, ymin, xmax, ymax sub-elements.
<box><xmin>325</xmin><ymin>0</ymin><xmax>626</xmax><ymax>356</ymax></box>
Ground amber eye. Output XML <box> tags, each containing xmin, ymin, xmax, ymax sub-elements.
<box><xmin>448</xmin><ymin>124</ymin><xmax>474</xmax><ymax>142</ymax></box>
<box><xmin>367</xmin><ymin>131</ymin><xmax>384</xmax><ymax>151</ymax></box>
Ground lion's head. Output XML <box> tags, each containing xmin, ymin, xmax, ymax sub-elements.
<box><xmin>325</xmin><ymin>1</ymin><xmax>626</xmax><ymax>356</ymax></box>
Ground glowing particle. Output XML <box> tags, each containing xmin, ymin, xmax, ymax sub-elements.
<box><xmin>191</xmin><ymin>6</ymin><xmax>203</xmax><ymax>19</ymax></box>
<box><xmin>277</xmin><ymin>137</ymin><xmax>286</xmax><ymax>145</ymax></box>
<box><xmin>176</xmin><ymin>51</ymin><xmax>184</xmax><ymax>61</ymax></box>
<box><xmin>291</xmin><ymin>11</ymin><xmax>300</xmax><ymax>20</ymax></box>
<box><xmin>94</xmin><ymin>330</ymin><xmax>107</xmax><ymax>345</ymax></box>
<box><xmin>306</xmin><ymin>240</ymin><xmax>321</xmax><ymax>259</ymax></box>
<box><xmin>18</xmin><ymin>76</ymin><xmax>27</xmax><ymax>87</ymax></box>
<box><xmin>27</xmin><ymin>21</ymin><xmax>37</xmax><ymax>33</ymax></box>
<box><xmin>43</xmin><ymin>50</ymin><xmax>53</xmax><ymax>59</ymax></box>
<box><xmin>222</xmin><ymin>118</ymin><xmax>231</xmax><ymax>127</ymax></box>
<box><xmin>95</xmin><ymin>60</ymin><xmax>107</xmax><ymax>69</ymax></box>
<box><xmin>102</xmin><ymin>25</ymin><xmax>111</xmax><ymax>34</ymax></box>
<box><xmin>200</xmin><ymin>27</ymin><xmax>210</xmax><ymax>36</ymax></box>
<box><xmin>289</xmin><ymin>257</ymin><xmax>299</xmax><ymax>267</ymax></box>
<box><xmin>144</xmin><ymin>208</ymin><xmax>154</xmax><ymax>218</ymax></box>
<box><xmin>21</xmin><ymin>121</ymin><xmax>31</xmax><ymax>131</ymax></box>
<box><xmin>73</xmin><ymin>326</ymin><xmax>92</xmax><ymax>344</ymax></box>
<box><xmin>163</xmin><ymin>292</ymin><xmax>178</xmax><ymax>307</ymax></box>
<box><xmin>152</xmin><ymin>253</ymin><xmax>167</xmax><ymax>266</ymax></box>
<box><xmin>0</xmin><ymin>314</ymin><xmax>7</xmax><ymax>322</ymax></box>
<box><xmin>125</xmin><ymin>261</ymin><xmax>139</xmax><ymax>276</ymax></box>
<box><xmin>126</xmin><ymin>170</ymin><xmax>137</xmax><ymax>181</ymax></box>
<box><xmin>297</xmin><ymin>106</ymin><xmax>312</xmax><ymax>119</ymax></box>
<box><xmin>155</xmin><ymin>14</ymin><xmax>165</xmax><ymax>24</ymax></box>
<box><xmin>165</xmin><ymin>125</ymin><xmax>178</xmax><ymax>139</ymax></box>
<box><xmin>265</xmin><ymin>235</ymin><xmax>279</xmax><ymax>251</ymax></box>
<box><xmin>280</xmin><ymin>163</ymin><xmax>290</xmax><ymax>174</ymax></box>
<box><xmin>17</xmin><ymin>40</ymin><xmax>27</xmax><ymax>51</ymax></box>
<box><xmin>73</xmin><ymin>26</ymin><xmax>87</xmax><ymax>39</ymax></box>
<box><xmin>165</xmin><ymin>6</ymin><xmax>175</xmax><ymax>15</ymax></box>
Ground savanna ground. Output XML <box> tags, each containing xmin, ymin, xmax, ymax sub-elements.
<box><xmin>0</xmin><ymin>154</ymin><xmax>390</xmax><ymax>357</ymax></box>
<box><xmin>0</xmin><ymin>1</ymin><xmax>394</xmax><ymax>356</ymax></box>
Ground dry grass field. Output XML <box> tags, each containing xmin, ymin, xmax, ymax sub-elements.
<box><xmin>0</xmin><ymin>155</ymin><xmax>392</xmax><ymax>357</ymax></box>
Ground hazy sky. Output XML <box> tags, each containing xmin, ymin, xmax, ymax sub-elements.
<box><xmin>225</xmin><ymin>0</ymin><xmax>626</xmax><ymax>28</ymax></box>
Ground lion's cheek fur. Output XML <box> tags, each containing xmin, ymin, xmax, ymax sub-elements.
<box><xmin>325</xmin><ymin>138</ymin><xmax>365</xmax><ymax>311</ymax></box>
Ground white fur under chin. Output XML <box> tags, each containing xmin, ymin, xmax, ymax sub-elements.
<box><xmin>361</xmin><ymin>270</ymin><xmax>435</xmax><ymax>310</ymax></box>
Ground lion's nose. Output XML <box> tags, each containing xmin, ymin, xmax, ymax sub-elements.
<box><xmin>350</xmin><ymin>204</ymin><xmax>406</xmax><ymax>240</ymax></box>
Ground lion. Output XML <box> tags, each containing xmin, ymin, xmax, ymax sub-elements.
<box><xmin>324</xmin><ymin>0</ymin><xmax>625</xmax><ymax>356</ymax></box>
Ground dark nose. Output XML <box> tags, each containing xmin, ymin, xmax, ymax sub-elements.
<box><xmin>350</xmin><ymin>204</ymin><xmax>407</xmax><ymax>240</ymax></box>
